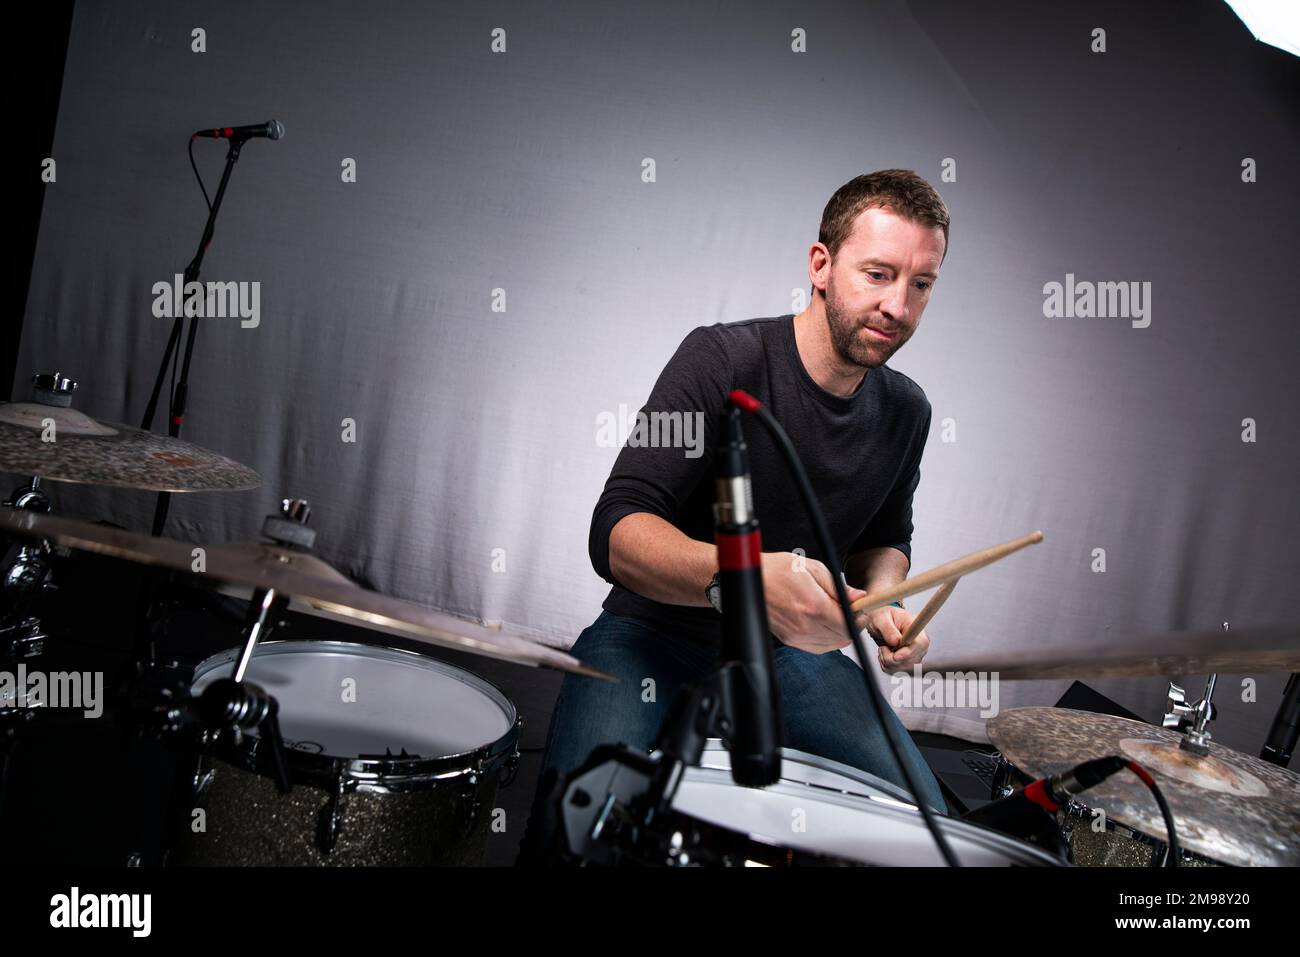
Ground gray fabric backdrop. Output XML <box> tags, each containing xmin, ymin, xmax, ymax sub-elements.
<box><xmin>14</xmin><ymin>0</ymin><xmax>1298</xmax><ymax>749</ymax></box>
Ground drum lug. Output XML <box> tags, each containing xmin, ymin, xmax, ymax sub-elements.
<box><xmin>316</xmin><ymin>774</ymin><xmax>349</xmax><ymax>854</ymax></box>
<box><xmin>192</xmin><ymin>766</ymin><xmax>215</xmax><ymax>799</ymax></box>
<box><xmin>1057</xmin><ymin>803</ymin><xmax>1082</xmax><ymax>841</ymax></box>
<box><xmin>447</xmin><ymin>764</ymin><xmax>488</xmax><ymax>842</ymax></box>
<box><xmin>989</xmin><ymin>755</ymin><xmax>1019</xmax><ymax>800</ymax></box>
<box><xmin>500</xmin><ymin>750</ymin><xmax>521</xmax><ymax>789</ymax></box>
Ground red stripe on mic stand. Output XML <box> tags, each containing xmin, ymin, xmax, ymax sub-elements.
<box><xmin>716</xmin><ymin>530</ymin><xmax>762</xmax><ymax>570</ymax></box>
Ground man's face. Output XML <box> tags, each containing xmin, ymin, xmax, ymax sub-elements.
<box><xmin>818</xmin><ymin>206</ymin><xmax>946</xmax><ymax>369</ymax></box>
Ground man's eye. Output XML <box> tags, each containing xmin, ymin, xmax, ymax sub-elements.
<box><xmin>867</xmin><ymin>271</ymin><xmax>886</xmax><ymax>280</ymax></box>
<box><xmin>914</xmin><ymin>281</ymin><xmax>931</xmax><ymax>291</ymax></box>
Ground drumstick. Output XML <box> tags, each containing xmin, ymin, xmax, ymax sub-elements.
<box><xmin>899</xmin><ymin>576</ymin><xmax>959</xmax><ymax>647</ymax></box>
<box><xmin>849</xmin><ymin>530</ymin><xmax>1043</xmax><ymax>616</ymax></box>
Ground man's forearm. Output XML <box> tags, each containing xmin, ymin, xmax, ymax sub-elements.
<box><xmin>845</xmin><ymin>546</ymin><xmax>911</xmax><ymax>605</ymax></box>
<box><xmin>608</xmin><ymin>512</ymin><xmax>717</xmax><ymax>606</ymax></box>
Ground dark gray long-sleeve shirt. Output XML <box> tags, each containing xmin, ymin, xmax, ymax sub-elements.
<box><xmin>590</xmin><ymin>314</ymin><xmax>932</xmax><ymax>645</ymax></box>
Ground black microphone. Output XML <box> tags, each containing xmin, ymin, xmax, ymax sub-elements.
<box><xmin>193</xmin><ymin>120</ymin><xmax>285</xmax><ymax>141</ymax></box>
<box><xmin>713</xmin><ymin>399</ymin><xmax>782</xmax><ymax>787</ymax></box>
<box><xmin>1261</xmin><ymin>672</ymin><xmax>1299</xmax><ymax>767</ymax></box>
<box><xmin>963</xmin><ymin>755</ymin><xmax>1127</xmax><ymax>844</ymax></box>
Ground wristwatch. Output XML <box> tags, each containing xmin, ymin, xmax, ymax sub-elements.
<box><xmin>705</xmin><ymin>571</ymin><xmax>723</xmax><ymax>613</ymax></box>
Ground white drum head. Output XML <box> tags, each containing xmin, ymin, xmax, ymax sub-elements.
<box><xmin>192</xmin><ymin>640</ymin><xmax>515</xmax><ymax>760</ymax></box>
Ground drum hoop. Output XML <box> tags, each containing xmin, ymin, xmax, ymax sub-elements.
<box><xmin>696</xmin><ymin>739</ymin><xmax>932</xmax><ymax>810</ymax></box>
<box><xmin>678</xmin><ymin>750</ymin><xmax>1065</xmax><ymax>866</ymax></box>
<box><xmin>190</xmin><ymin>639</ymin><xmax>521</xmax><ymax>786</ymax></box>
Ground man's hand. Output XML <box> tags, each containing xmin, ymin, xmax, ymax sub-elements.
<box><xmin>861</xmin><ymin>604</ymin><xmax>931</xmax><ymax>674</ymax></box>
<box><xmin>760</xmin><ymin>552</ymin><xmax>867</xmax><ymax>654</ymax></box>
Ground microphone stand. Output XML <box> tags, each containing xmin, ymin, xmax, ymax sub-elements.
<box><xmin>552</xmin><ymin>406</ymin><xmax>781</xmax><ymax>865</ymax></box>
<box><xmin>139</xmin><ymin>136</ymin><xmax>247</xmax><ymax>537</ymax></box>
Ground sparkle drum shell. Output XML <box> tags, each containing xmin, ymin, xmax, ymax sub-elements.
<box><xmin>169</xmin><ymin>640</ymin><xmax>520</xmax><ymax>866</ymax></box>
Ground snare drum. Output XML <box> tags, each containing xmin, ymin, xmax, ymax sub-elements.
<box><xmin>169</xmin><ymin>640</ymin><xmax>520</xmax><ymax>866</ymax></box>
<box><xmin>662</xmin><ymin>740</ymin><xmax>1062</xmax><ymax>866</ymax></box>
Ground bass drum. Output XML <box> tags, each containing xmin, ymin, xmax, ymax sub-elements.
<box><xmin>170</xmin><ymin>640</ymin><xmax>520</xmax><ymax>866</ymax></box>
<box><xmin>664</xmin><ymin>740</ymin><xmax>1064</xmax><ymax>866</ymax></box>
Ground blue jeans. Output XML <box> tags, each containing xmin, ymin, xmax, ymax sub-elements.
<box><xmin>519</xmin><ymin>610</ymin><xmax>947</xmax><ymax>862</ymax></box>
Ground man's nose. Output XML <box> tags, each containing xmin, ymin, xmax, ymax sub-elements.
<box><xmin>880</xmin><ymin>281</ymin><xmax>909</xmax><ymax>323</ymax></box>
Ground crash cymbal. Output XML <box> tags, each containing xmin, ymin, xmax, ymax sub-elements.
<box><xmin>0</xmin><ymin>401</ymin><xmax>259</xmax><ymax>493</ymax></box>
<box><xmin>926</xmin><ymin>625</ymin><xmax>1300</xmax><ymax>680</ymax></box>
<box><xmin>0</xmin><ymin>509</ymin><xmax>608</xmax><ymax>679</ymax></box>
<box><xmin>987</xmin><ymin>707</ymin><xmax>1300</xmax><ymax>866</ymax></box>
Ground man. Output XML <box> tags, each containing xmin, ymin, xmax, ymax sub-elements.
<box><xmin>521</xmin><ymin>169</ymin><xmax>951</xmax><ymax>863</ymax></box>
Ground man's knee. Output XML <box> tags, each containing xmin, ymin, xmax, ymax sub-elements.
<box><xmin>540</xmin><ymin>615</ymin><xmax>689</xmax><ymax>771</ymax></box>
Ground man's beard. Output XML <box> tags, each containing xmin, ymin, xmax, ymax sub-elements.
<box><xmin>824</xmin><ymin>274</ymin><xmax>910</xmax><ymax>369</ymax></box>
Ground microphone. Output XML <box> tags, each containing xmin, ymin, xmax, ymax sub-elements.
<box><xmin>1261</xmin><ymin>672</ymin><xmax>1299</xmax><ymax>767</ymax></box>
<box><xmin>963</xmin><ymin>755</ymin><xmax>1127</xmax><ymax>843</ymax></box>
<box><xmin>713</xmin><ymin>399</ymin><xmax>782</xmax><ymax>787</ymax></box>
<box><xmin>193</xmin><ymin>120</ymin><xmax>285</xmax><ymax>141</ymax></box>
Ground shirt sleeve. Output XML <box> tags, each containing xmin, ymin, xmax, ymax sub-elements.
<box><xmin>588</xmin><ymin>326</ymin><xmax>733</xmax><ymax>585</ymax></box>
<box><xmin>849</xmin><ymin>403</ymin><xmax>932</xmax><ymax>567</ymax></box>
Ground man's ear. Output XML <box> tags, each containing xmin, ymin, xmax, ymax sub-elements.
<box><xmin>808</xmin><ymin>243</ymin><xmax>832</xmax><ymax>292</ymax></box>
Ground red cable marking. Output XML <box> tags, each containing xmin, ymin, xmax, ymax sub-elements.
<box><xmin>1022</xmin><ymin>778</ymin><xmax>1060</xmax><ymax>812</ymax></box>
<box><xmin>1126</xmin><ymin>760</ymin><xmax>1155</xmax><ymax>786</ymax></box>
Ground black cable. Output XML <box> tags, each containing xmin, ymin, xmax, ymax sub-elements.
<box><xmin>1124</xmin><ymin>759</ymin><xmax>1179</xmax><ymax>867</ymax></box>
<box><xmin>735</xmin><ymin>393</ymin><xmax>960</xmax><ymax>867</ymax></box>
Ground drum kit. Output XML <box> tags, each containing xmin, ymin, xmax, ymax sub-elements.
<box><xmin>0</xmin><ymin>371</ymin><xmax>595</xmax><ymax>866</ymax></box>
<box><xmin>2</xmin><ymin>370</ymin><xmax>1298</xmax><ymax>867</ymax></box>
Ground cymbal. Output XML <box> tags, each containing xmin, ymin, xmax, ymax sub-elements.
<box><xmin>987</xmin><ymin>707</ymin><xmax>1300</xmax><ymax>866</ymax></box>
<box><xmin>0</xmin><ymin>509</ymin><xmax>608</xmax><ymax>679</ymax></box>
<box><xmin>926</xmin><ymin>625</ymin><xmax>1300</xmax><ymax>679</ymax></box>
<box><xmin>0</xmin><ymin>401</ymin><xmax>259</xmax><ymax>493</ymax></box>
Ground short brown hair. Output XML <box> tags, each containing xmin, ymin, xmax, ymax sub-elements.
<box><xmin>818</xmin><ymin>169</ymin><xmax>950</xmax><ymax>262</ymax></box>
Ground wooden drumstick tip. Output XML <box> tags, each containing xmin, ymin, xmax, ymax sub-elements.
<box><xmin>848</xmin><ymin>529</ymin><xmax>1047</xmax><ymax>616</ymax></box>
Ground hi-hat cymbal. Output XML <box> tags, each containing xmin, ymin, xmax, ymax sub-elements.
<box><xmin>0</xmin><ymin>509</ymin><xmax>607</xmax><ymax>679</ymax></box>
<box><xmin>987</xmin><ymin>707</ymin><xmax>1300</xmax><ymax>866</ymax></box>
<box><xmin>0</xmin><ymin>401</ymin><xmax>259</xmax><ymax>493</ymax></box>
<box><xmin>926</xmin><ymin>625</ymin><xmax>1300</xmax><ymax>680</ymax></box>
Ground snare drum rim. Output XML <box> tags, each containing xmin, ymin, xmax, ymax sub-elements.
<box><xmin>696</xmin><ymin>739</ymin><xmax>928</xmax><ymax>810</ymax></box>
<box><xmin>678</xmin><ymin>760</ymin><xmax>1066</xmax><ymax>866</ymax></box>
<box><xmin>190</xmin><ymin>639</ymin><xmax>521</xmax><ymax>788</ymax></box>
